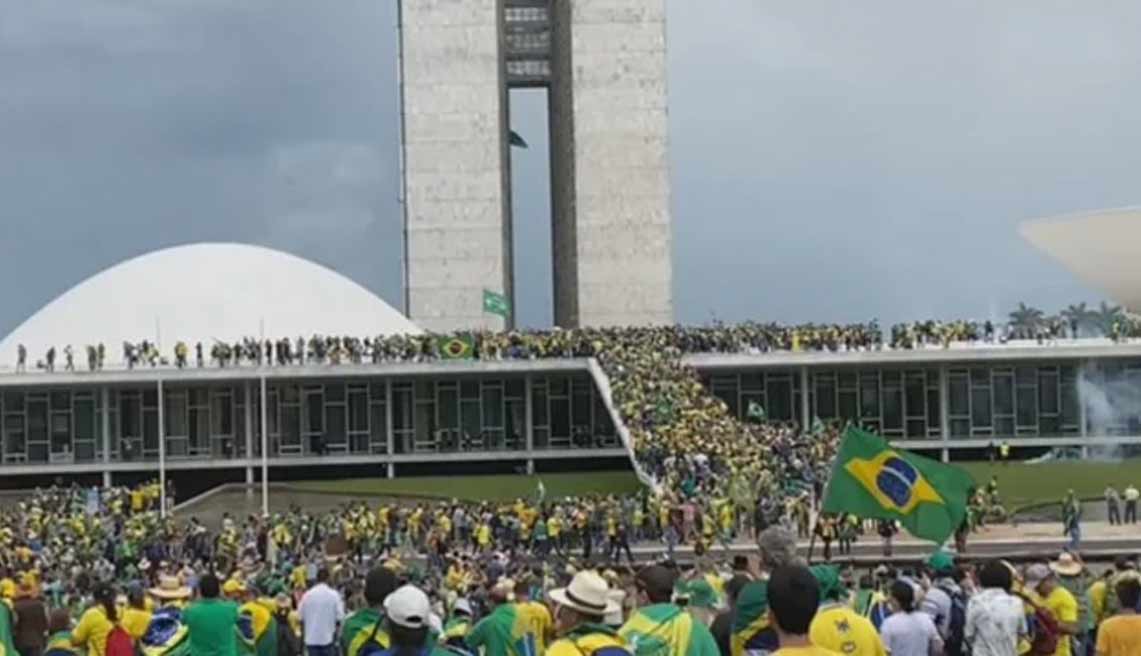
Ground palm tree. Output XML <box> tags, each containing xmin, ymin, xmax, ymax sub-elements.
<box><xmin>1008</xmin><ymin>302</ymin><xmax>1044</xmax><ymax>334</ymax></box>
<box><xmin>1092</xmin><ymin>300</ymin><xmax>1124</xmax><ymax>335</ymax></box>
<box><xmin>1060</xmin><ymin>302</ymin><xmax>1096</xmax><ymax>337</ymax></box>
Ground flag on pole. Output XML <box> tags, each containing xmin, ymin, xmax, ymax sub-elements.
<box><xmin>746</xmin><ymin>401</ymin><xmax>766</xmax><ymax>422</ymax></box>
<box><xmin>822</xmin><ymin>426</ymin><xmax>975</xmax><ymax>544</ymax></box>
<box><xmin>482</xmin><ymin>289</ymin><xmax>511</xmax><ymax>318</ymax></box>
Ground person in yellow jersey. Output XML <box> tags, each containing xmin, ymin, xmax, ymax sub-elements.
<box><xmin>513</xmin><ymin>579</ymin><xmax>554</xmax><ymax>654</ymax></box>
<box><xmin>547</xmin><ymin>571</ymin><xmax>630</xmax><ymax>656</ymax></box>
<box><xmin>765</xmin><ymin>565</ymin><xmax>838</xmax><ymax>656</ymax></box>
<box><xmin>120</xmin><ymin>584</ymin><xmax>153</xmax><ymax>641</ymax></box>
<box><xmin>477</xmin><ymin>523</ymin><xmax>493</xmax><ymax>553</ymax></box>
<box><xmin>1023</xmin><ymin>564</ymin><xmax>1079</xmax><ymax>656</ymax></box>
<box><xmin>72</xmin><ymin>583</ymin><xmax>118</xmax><ymax>656</ymax></box>
<box><xmin>808</xmin><ymin>566</ymin><xmax>884</xmax><ymax>656</ymax></box>
<box><xmin>1096</xmin><ymin>578</ymin><xmax>1141</xmax><ymax>656</ymax></box>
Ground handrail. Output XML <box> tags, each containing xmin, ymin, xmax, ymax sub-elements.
<box><xmin>585</xmin><ymin>357</ymin><xmax>661</xmax><ymax>494</ymax></box>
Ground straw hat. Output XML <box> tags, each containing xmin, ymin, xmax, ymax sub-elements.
<box><xmin>149</xmin><ymin>575</ymin><xmax>191</xmax><ymax>600</ymax></box>
<box><xmin>1050</xmin><ymin>552</ymin><xmax>1083</xmax><ymax>577</ymax></box>
<box><xmin>549</xmin><ymin>571</ymin><xmax>619</xmax><ymax>617</ymax></box>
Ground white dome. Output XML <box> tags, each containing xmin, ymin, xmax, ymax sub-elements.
<box><xmin>0</xmin><ymin>242</ymin><xmax>420</xmax><ymax>366</ymax></box>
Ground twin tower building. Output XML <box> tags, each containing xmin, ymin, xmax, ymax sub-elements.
<box><xmin>401</xmin><ymin>0</ymin><xmax>673</xmax><ymax>332</ymax></box>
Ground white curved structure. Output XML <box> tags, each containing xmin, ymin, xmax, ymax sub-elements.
<box><xmin>1020</xmin><ymin>207</ymin><xmax>1141</xmax><ymax>310</ymax></box>
<box><xmin>0</xmin><ymin>243</ymin><xmax>419</xmax><ymax>366</ymax></box>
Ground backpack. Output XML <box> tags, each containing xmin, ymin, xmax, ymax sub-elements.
<box><xmin>105</xmin><ymin>626</ymin><xmax>136</xmax><ymax>656</ymax></box>
<box><xmin>937</xmin><ymin>585</ymin><xmax>967</xmax><ymax>656</ymax></box>
<box><xmin>1022</xmin><ymin>597</ymin><xmax>1061</xmax><ymax>656</ymax></box>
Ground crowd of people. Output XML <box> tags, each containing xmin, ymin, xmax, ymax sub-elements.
<box><xmin>4</xmin><ymin>521</ymin><xmax>1141</xmax><ymax>656</ymax></box>
<box><xmin>13</xmin><ymin>302</ymin><xmax>1141</xmax><ymax>374</ymax></box>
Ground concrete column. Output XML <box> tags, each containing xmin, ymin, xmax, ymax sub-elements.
<box><xmin>157</xmin><ymin>379</ymin><xmax>166</xmax><ymax>516</ymax></box>
<box><xmin>385</xmin><ymin>379</ymin><xmax>395</xmax><ymax>480</ymax></box>
<box><xmin>385</xmin><ymin>379</ymin><xmax>395</xmax><ymax>455</ymax></box>
<box><xmin>525</xmin><ymin>374</ymin><xmax>534</xmax><ymax>453</ymax></box>
<box><xmin>1079</xmin><ymin>359</ymin><xmax>1090</xmax><ymax>458</ymax></box>
<box><xmin>939</xmin><ymin>364</ymin><xmax>950</xmax><ymax>463</ymax></box>
<box><xmin>800</xmin><ymin>366</ymin><xmax>810</xmax><ymax>431</ymax></box>
<box><xmin>244</xmin><ymin>382</ymin><xmax>254</xmax><ymax>460</ymax></box>
<box><xmin>101</xmin><ymin>386</ymin><xmax>111</xmax><ymax>466</ymax></box>
<box><xmin>102</xmin><ymin>470</ymin><xmax>111</xmax><ymax>487</ymax></box>
<box><xmin>526</xmin><ymin>459</ymin><xmax>535</xmax><ymax>475</ymax></box>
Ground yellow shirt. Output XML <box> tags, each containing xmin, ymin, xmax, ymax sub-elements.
<box><xmin>1044</xmin><ymin>586</ymin><xmax>1079</xmax><ymax>656</ymax></box>
<box><xmin>1096</xmin><ymin>615</ymin><xmax>1141</xmax><ymax>656</ymax></box>
<box><xmin>121</xmin><ymin>607</ymin><xmax>153</xmax><ymax>640</ymax></box>
<box><xmin>516</xmin><ymin>601</ymin><xmax>554</xmax><ymax>653</ymax></box>
<box><xmin>774</xmin><ymin>646</ymin><xmax>842</xmax><ymax>656</ymax></box>
<box><xmin>810</xmin><ymin>605</ymin><xmax>885</xmax><ymax>656</ymax></box>
<box><xmin>547</xmin><ymin>629</ymin><xmax>629</xmax><ymax>656</ymax></box>
<box><xmin>72</xmin><ymin>607</ymin><xmax>115</xmax><ymax>656</ymax></box>
<box><xmin>1089</xmin><ymin>580</ymin><xmax>1108</xmax><ymax>626</ymax></box>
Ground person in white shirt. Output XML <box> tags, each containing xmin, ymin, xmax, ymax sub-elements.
<box><xmin>298</xmin><ymin>568</ymin><xmax>345</xmax><ymax>656</ymax></box>
<box><xmin>881</xmin><ymin>579</ymin><xmax>943</xmax><ymax>656</ymax></box>
<box><xmin>964</xmin><ymin>561</ymin><xmax>1027</xmax><ymax>656</ymax></box>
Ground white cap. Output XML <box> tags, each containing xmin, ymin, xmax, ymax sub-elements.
<box><xmin>384</xmin><ymin>585</ymin><xmax>431</xmax><ymax>629</ymax></box>
<box><xmin>453</xmin><ymin>598</ymin><xmax>473</xmax><ymax>616</ymax></box>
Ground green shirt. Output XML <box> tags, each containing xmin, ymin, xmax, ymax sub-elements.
<box><xmin>0</xmin><ymin>603</ymin><xmax>19</xmax><ymax>656</ymax></box>
<box><xmin>184</xmin><ymin>598</ymin><xmax>240</xmax><ymax>656</ymax></box>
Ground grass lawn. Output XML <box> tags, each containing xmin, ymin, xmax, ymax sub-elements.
<box><xmin>289</xmin><ymin>471</ymin><xmax>642</xmax><ymax>502</ymax></box>
<box><xmin>957</xmin><ymin>459</ymin><xmax>1141</xmax><ymax>510</ymax></box>
<box><xmin>289</xmin><ymin>460</ymin><xmax>1140</xmax><ymax>509</ymax></box>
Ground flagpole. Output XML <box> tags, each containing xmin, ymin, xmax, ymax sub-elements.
<box><xmin>158</xmin><ymin>377</ymin><xmax>166</xmax><ymax>518</ymax></box>
<box><xmin>261</xmin><ymin>373</ymin><xmax>269</xmax><ymax>517</ymax></box>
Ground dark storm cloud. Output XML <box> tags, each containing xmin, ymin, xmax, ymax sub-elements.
<box><xmin>1</xmin><ymin>0</ymin><xmax>1139</xmax><ymax>338</ymax></box>
<box><xmin>0</xmin><ymin>0</ymin><xmax>403</xmax><ymax>338</ymax></box>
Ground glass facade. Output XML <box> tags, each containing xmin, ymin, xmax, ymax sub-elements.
<box><xmin>809</xmin><ymin>368</ymin><xmax>941</xmax><ymax>440</ymax></box>
<box><xmin>704</xmin><ymin>370</ymin><xmax>803</xmax><ymax>423</ymax></box>
<box><xmin>706</xmin><ymin>361</ymin><xmax>1088</xmax><ymax>441</ymax></box>
<box><xmin>0</xmin><ymin>373</ymin><xmax>618</xmax><ymax>465</ymax></box>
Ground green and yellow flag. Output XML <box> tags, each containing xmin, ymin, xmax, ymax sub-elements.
<box><xmin>482</xmin><ymin>289</ymin><xmax>511</xmax><ymax>318</ymax></box>
<box><xmin>438</xmin><ymin>334</ymin><xmax>475</xmax><ymax>359</ymax></box>
<box><xmin>822</xmin><ymin>426</ymin><xmax>974</xmax><ymax>544</ymax></box>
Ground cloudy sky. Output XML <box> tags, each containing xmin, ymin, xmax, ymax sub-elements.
<box><xmin>2</xmin><ymin>0</ymin><xmax>1139</xmax><ymax>336</ymax></box>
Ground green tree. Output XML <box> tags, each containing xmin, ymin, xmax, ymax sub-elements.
<box><xmin>1060</xmin><ymin>302</ymin><xmax>1096</xmax><ymax>336</ymax></box>
<box><xmin>1092</xmin><ymin>300</ymin><xmax>1124</xmax><ymax>335</ymax></box>
<box><xmin>1008</xmin><ymin>302</ymin><xmax>1044</xmax><ymax>333</ymax></box>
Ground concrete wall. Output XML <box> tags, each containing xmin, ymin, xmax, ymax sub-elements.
<box><xmin>402</xmin><ymin>0</ymin><xmax>510</xmax><ymax>333</ymax></box>
<box><xmin>549</xmin><ymin>0</ymin><xmax>580</xmax><ymax>326</ymax></box>
<box><xmin>558</xmin><ymin>0</ymin><xmax>674</xmax><ymax>327</ymax></box>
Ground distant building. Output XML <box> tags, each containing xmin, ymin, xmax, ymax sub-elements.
<box><xmin>400</xmin><ymin>0</ymin><xmax>673</xmax><ymax>331</ymax></box>
<box><xmin>1020</xmin><ymin>207</ymin><xmax>1141</xmax><ymax>311</ymax></box>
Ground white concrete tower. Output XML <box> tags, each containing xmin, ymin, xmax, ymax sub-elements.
<box><xmin>401</xmin><ymin>0</ymin><xmax>673</xmax><ymax>331</ymax></box>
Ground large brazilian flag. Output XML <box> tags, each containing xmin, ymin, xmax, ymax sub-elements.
<box><xmin>822</xmin><ymin>427</ymin><xmax>975</xmax><ymax>544</ymax></box>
